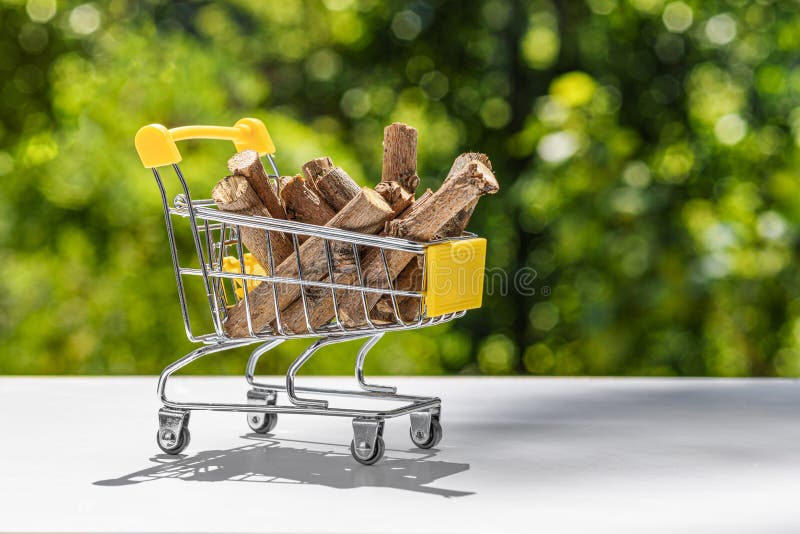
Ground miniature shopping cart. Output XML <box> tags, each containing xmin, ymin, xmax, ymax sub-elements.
<box><xmin>134</xmin><ymin>118</ymin><xmax>487</xmax><ymax>465</ymax></box>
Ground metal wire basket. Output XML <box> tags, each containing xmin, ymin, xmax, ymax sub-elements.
<box><xmin>135</xmin><ymin>118</ymin><xmax>486</xmax><ymax>464</ymax></box>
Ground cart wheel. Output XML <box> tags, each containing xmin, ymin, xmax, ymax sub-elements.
<box><xmin>350</xmin><ymin>436</ymin><xmax>385</xmax><ymax>465</ymax></box>
<box><xmin>247</xmin><ymin>412</ymin><xmax>278</xmax><ymax>434</ymax></box>
<box><xmin>410</xmin><ymin>419</ymin><xmax>442</xmax><ymax>449</ymax></box>
<box><xmin>156</xmin><ymin>426</ymin><xmax>190</xmax><ymax>455</ymax></box>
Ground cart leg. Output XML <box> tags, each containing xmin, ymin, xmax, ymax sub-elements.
<box><xmin>245</xmin><ymin>339</ymin><xmax>285</xmax><ymax>386</ymax></box>
<box><xmin>409</xmin><ymin>408</ymin><xmax>443</xmax><ymax>449</ymax></box>
<box><xmin>158</xmin><ymin>340</ymin><xmax>253</xmax><ymax>406</ymax></box>
<box><xmin>286</xmin><ymin>337</ymin><xmax>348</xmax><ymax>408</ymax></box>
<box><xmin>350</xmin><ymin>417</ymin><xmax>385</xmax><ymax>465</ymax></box>
<box><xmin>246</xmin><ymin>388</ymin><xmax>278</xmax><ymax>434</ymax></box>
<box><xmin>355</xmin><ymin>333</ymin><xmax>397</xmax><ymax>394</ymax></box>
<box><xmin>156</xmin><ymin>407</ymin><xmax>191</xmax><ymax>454</ymax></box>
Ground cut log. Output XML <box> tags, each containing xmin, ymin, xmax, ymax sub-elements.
<box><xmin>268</xmin><ymin>187</ymin><xmax>424</xmax><ymax>334</ymax></box>
<box><xmin>371</xmin><ymin>261</ymin><xmax>424</xmax><ymax>323</ymax></box>
<box><xmin>277</xmin><ymin>175</ymin><xmax>293</xmax><ymax>192</ymax></box>
<box><xmin>279</xmin><ymin>174</ymin><xmax>336</xmax><ymax>227</ymax></box>
<box><xmin>434</xmin><ymin>152</ymin><xmax>491</xmax><ymax>238</ymax></box>
<box><xmin>223</xmin><ymin>188</ymin><xmax>395</xmax><ymax>337</ymax></box>
<box><xmin>316</xmin><ymin>167</ymin><xmax>360</xmax><ymax>211</ymax></box>
<box><xmin>385</xmin><ymin>161</ymin><xmax>497</xmax><ymax>240</ymax></box>
<box><xmin>375</xmin><ymin>181</ymin><xmax>414</xmax><ymax>214</ymax></box>
<box><xmin>212</xmin><ymin>174</ymin><xmax>294</xmax><ymax>269</ymax></box>
<box><xmin>381</xmin><ymin>123</ymin><xmax>419</xmax><ymax>195</ymax></box>
<box><xmin>372</xmin><ymin>153</ymin><xmax>491</xmax><ymax>322</ymax></box>
<box><xmin>301</xmin><ymin>156</ymin><xmax>335</xmax><ymax>183</ymax></box>
<box><xmin>338</xmin><ymin>160</ymin><xmax>498</xmax><ymax>327</ymax></box>
<box><xmin>227</xmin><ymin>150</ymin><xmax>287</xmax><ymax>220</ymax></box>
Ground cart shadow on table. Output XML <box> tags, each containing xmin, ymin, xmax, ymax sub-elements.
<box><xmin>94</xmin><ymin>434</ymin><xmax>473</xmax><ymax>498</ymax></box>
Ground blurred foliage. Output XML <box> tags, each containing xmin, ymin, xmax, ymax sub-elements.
<box><xmin>1</xmin><ymin>0</ymin><xmax>800</xmax><ymax>377</ymax></box>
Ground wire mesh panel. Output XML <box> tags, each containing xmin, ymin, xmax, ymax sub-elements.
<box><xmin>153</xmin><ymin>162</ymin><xmax>470</xmax><ymax>343</ymax></box>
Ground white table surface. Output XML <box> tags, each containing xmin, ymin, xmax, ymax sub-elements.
<box><xmin>1</xmin><ymin>376</ymin><xmax>799</xmax><ymax>533</ymax></box>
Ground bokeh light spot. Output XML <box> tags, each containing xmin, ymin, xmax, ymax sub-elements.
<box><xmin>529</xmin><ymin>302</ymin><xmax>560</xmax><ymax>331</ymax></box>
<box><xmin>69</xmin><ymin>4</ymin><xmax>101</xmax><ymax>35</ymax></box>
<box><xmin>622</xmin><ymin>161</ymin><xmax>651</xmax><ymax>188</ymax></box>
<box><xmin>26</xmin><ymin>0</ymin><xmax>57</xmax><ymax>23</ymax></box>
<box><xmin>340</xmin><ymin>88</ymin><xmax>370</xmax><ymax>118</ymax></box>
<box><xmin>478</xmin><ymin>334</ymin><xmax>518</xmax><ymax>374</ymax></box>
<box><xmin>550</xmin><ymin>71</ymin><xmax>596</xmax><ymax>108</ymax></box>
<box><xmin>391</xmin><ymin>10</ymin><xmax>422</xmax><ymax>41</ymax></box>
<box><xmin>479</xmin><ymin>97</ymin><xmax>511</xmax><ymax>129</ymax></box>
<box><xmin>537</xmin><ymin>131</ymin><xmax>579</xmax><ymax>163</ymax></box>
<box><xmin>419</xmin><ymin>70</ymin><xmax>449</xmax><ymax>100</ymax></box>
<box><xmin>662</xmin><ymin>2</ymin><xmax>693</xmax><ymax>33</ymax></box>
<box><xmin>705</xmin><ymin>14</ymin><xmax>737</xmax><ymax>45</ymax></box>
<box><xmin>715</xmin><ymin>113</ymin><xmax>747</xmax><ymax>145</ymax></box>
<box><xmin>521</xmin><ymin>26</ymin><xmax>559</xmax><ymax>70</ymax></box>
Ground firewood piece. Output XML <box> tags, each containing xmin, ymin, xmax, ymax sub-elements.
<box><xmin>372</xmin><ymin>153</ymin><xmax>492</xmax><ymax>322</ymax></box>
<box><xmin>316</xmin><ymin>167</ymin><xmax>360</xmax><ymax>211</ymax></box>
<box><xmin>277</xmin><ymin>176</ymin><xmax>293</xmax><ymax>191</ymax></box>
<box><xmin>227</xmin><ymin>150</ymin><xmax>287</xmax><ymax>220</ymax></box>
<box><xmin>338</xmin><ymin>160</ymin><xmax>498</xmax><ymax>326</ymax></box>
<box><xmin>212</xmin><ymin>175</ymin><xmax>294</xmax><ymax>269</ymax></box>
<box><xmin>381</xmin><ymin>123</ymin><xmax>419</xmax><ymax>195</ymax></box>
<box><xmin>223</xmin><ymin>188</ymin><xmax>394</xmax><ymax>337</ymax></box>
<box><xmin>432</xmin><ymin>153</ymin><xmax>490</xmax><ymax>238</ymax></box>
<box><xmin>375</xmin><ymin>181</ymin><xmax>414</xmax><ymax>214</ymax></box>
<box><xmin>372</xmin><ymin>261</ymin><xmax>424</xmax><ymax>322</ymax></box>
<box><xmin>279</xmin><ymin>174</ymin><xmax>336</xmax><ymax>227</ymax></box>
<box><xmin>386</xmin><ymin>162</ymin><xmax>496</xmax><ymax>240</ymax></box>
<box><xmin>301</xmin><ymin>156</ymin><xmax>335</xmax><ymax>183</ymax></box>
<box><xmin>447</xmin><ymin>152</ymin><xmax>492</xmax><ymax>176</ymax></box>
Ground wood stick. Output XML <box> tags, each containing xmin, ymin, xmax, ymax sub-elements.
<box><xmin>371</xmin><ymin>261</ymin><xmax>424</xmax><ymax>323</ymax></box>
<box><xmin>301</xmin><ymin>157</ymin><xmax>335</xmax><ymax>184</ymax></box>
<box><xmin>212</xmin><ymin>175</ymin><xmax>295</xmax><ymax>269</ymax></box>
<box><xmin>280</xmin><ymin>187</ymin><xmax>425</xmax><ymax>332</ymax></box>
<box><xmin>372</xmin><ymin>153</ymin><xmax>491</xmax><ymax>322</ymax></box>
<box><xmin>381</xmin><ymin>123</ymin><xmax>419</xmax><ymax>195</ymax></box>
<box><xmin>375</xmin><ymin>181</ymin><xmax>414</xmax><ymax>214</ymax></box>
<box><xmin>279</xmin><ymin>174</ymin><xmax>336</xmax><ymax>227</ymax></box>
<box><xmin>316</xmin><ymin>167</ymin><xmax>360</xmax><ymax>211</ymax></box>
<box><xmin>227</xmin><ymin>150</ymin><xmax>286</xmax><ymax>220</ymax></box>
<box><xmin>385</xmin><ymin>161</ymin><xmax>496</xmax><ymax>240</ymax></box>
<box><xmin>338</xmin><ymin>160</ymin><xmax>498</xmax><ymax>326</ymax></box>
<box><xmin>433</xmin><ymin>153</ymin><xmax>490</xmax><ymax>239</ymax></box>
<box><xmin>223</xmin><ymin>188</ymin><xmax>395</xmax><ymax>337</ymax></box>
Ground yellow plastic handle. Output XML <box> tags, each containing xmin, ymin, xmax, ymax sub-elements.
<box><xmin>134</xmin><ymin>117</ymin><xmax>276</xmax><ymax>168</ymax></box>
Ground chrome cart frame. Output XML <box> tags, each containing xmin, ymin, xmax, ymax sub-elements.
<box><xmin>136</xmin><ymin>119</ymin><xmax>480</xmax><ymax>464</ymax></box>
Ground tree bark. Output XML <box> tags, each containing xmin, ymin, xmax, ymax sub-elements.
<box><xmin>227</xmin><ymin>150</ymin><xmax>287</xmax><ymax>220</ymax></box>
<box><xmin>381</xmin><ymin>123</ymin><xmax>419</xmax><ymax>195</ymax></box>
<box><xmin>212</xmin><ymin>174</ymin><xmax>294</xmax><ymax>269</ymax></box>
<box><xmin>223</xmin><ymin>188</ymin><xmax>395</xmax><ymax>337</ymax></box>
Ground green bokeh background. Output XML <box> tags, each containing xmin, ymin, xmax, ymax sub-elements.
<box><xmin>2</xmin><ymin>0</ymin><xmax>800</xmax><ymax>376</ymax></box>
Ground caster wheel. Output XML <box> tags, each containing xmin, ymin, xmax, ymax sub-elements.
<box><xmin>247</xmin><ymin>412</ymin><xmax>278</xmax><ymax>434</ymax></box>
<box><xmin>156</xmin><ymin>426</ymin><xmax>190</xmax><ymax>454</ymax></box>
<box><xmin>410</xmin><ymin>419</ymin><xmax>442</xmax><ymax>449</ymax></box>
<box><xmin>350</xmin><ymin>436</ymin><xmax>385</xmax><ymax>465</ymax></box>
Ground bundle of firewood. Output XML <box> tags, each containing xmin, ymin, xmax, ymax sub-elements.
<box><xmin>211</xmin><ymin>122</ymin><xmax>499</xmax><ymax>337</ymax></box>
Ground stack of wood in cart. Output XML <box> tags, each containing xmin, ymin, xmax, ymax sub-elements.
<box><xmin>211</xmin><ymin>122</ymin><xmax>499</xmax><ymax>336</ymax></box>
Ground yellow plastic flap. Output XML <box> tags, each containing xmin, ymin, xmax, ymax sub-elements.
<box><xmin>135</xmin><ymin>117</ymin><xmax>276</xmax><ymax>168</ymax></box>
<box><xmin>221</xmin><ymin>253</ymin><xmax>266</xmax><ymax>300</ymax></box>
<box><xmin>424</xmin><ymin>238</ymin><xmax>487</xmax><ymax>317</ymax></box>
